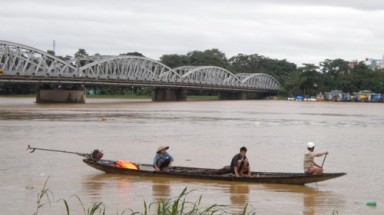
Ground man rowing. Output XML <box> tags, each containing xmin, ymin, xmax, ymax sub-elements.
<box><xmin>304</xmin><ymin>142</ymin><xmax>328</xmax><ymax>175</ymax></box>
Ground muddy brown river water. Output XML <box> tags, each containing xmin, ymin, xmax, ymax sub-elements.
<box><xmin>0</xmin><ymin>97</ymin><xmax>383</xmax><ymax>214</ymax></box>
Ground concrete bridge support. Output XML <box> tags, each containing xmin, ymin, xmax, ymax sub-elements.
<box><xmin>218</xmin><ymin>91</ymin><xmax>246</xmax><ymax>100</ymax></box>
<box><xmin>36</xmin><ymin>88</ymin><xmax>86</xmax><ymax>103</ymax></box>
<box><xmin>152</xmin><ymin>88</ymin><xmax>187</xmax><ymax>101</ymax></box>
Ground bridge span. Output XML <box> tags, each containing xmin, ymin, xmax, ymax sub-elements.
<box><xmin>0</xmin><ymin>40</ymin><xmax>281</xmax><ymax>102</ymax></box>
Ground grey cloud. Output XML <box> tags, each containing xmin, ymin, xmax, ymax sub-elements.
<box><xmin>1</xmin><ymin>0</ymin><xmax>384</xmax><ymax>66</ymax></box>
<box><xmin>222</xmin><ymin>0</ymin><xmax>384</xmax><ymax>11</ymax></box>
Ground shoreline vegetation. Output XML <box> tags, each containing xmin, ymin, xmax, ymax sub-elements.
<box><xmin>33</xmin><ymin>178</ymin><xmax>255</xmax><ymax>215</ymax></box>
<box><xmin>1</xmin><ymin>94</ymin><xmax>382</xmax><ymax>103</ymax></box>
<box><xmin>0</xmin><ymin>94</ymin><xmax>220</xmax><ymax>101</ymax></box>
<box><xmin>0</xmin><ymin>94</ymin><xmax>382</xmax><ymax>102</ymax></box>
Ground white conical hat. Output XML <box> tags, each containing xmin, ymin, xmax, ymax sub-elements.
<box><xmin>157</xmin><ymin>145</ymin><xmax>169</xmax><ymax>153</ymax></box>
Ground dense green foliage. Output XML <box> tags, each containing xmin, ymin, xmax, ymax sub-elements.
<box><xmin>0</xmin><ymin>83</ymin><xmax>37</xmax><ymax>95</ymax></box>
<box><xmin>1</xmin><ymin>48</ymin><xmax>384</xmax><ymax>96</ymax></box>
<box><xmin>285</xmin><ymin>59</ymin><xmax>384</xmax><ymax>96</ymax></box>
<box><xmin>160</xmin><ymin>49</ymin><xmax>229</xmax><ymax>69</ymax></box>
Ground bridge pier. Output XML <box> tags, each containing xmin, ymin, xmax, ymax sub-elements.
<box><xmin>218</xmin><ymin>91</ymin><xmax>246</xmax><ymax>100</ymax></box>
<box><xmin>152</xmin><ymin>88</ymin><xmax>187</xmax><ymax>101</ymax></box>
<box><xmin>36</xmin><ymin>86</ymin><xmax>86</xmax><ymax>103</ymax></box>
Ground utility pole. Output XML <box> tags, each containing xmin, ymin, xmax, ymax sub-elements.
<box><xmin>53</xmin><ymin>40</ymin><xmax>56</xmax><ymax>55</ymax></box>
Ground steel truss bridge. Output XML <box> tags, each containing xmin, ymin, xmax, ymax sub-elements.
<box><xmin>0</xmin><ymin>40</ymin><xmax>281</xmax><ymax>93</ymax></box>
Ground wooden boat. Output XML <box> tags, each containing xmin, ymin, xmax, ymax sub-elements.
<box><xmin>83</xmin><ymin>158</ymin><xmax>346</xmax><ymax>185</ymax></box>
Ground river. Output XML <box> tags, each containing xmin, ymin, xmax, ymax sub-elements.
<box><xmin>0</xmin><ymin>97</ymin><xmax>383</xmax><ymax>214</ymax></box>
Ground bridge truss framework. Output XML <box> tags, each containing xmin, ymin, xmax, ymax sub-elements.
<box><xmin>0</xmin><ymin>40</ymin><xmax>281</xmax><ymax>93</ymax></box>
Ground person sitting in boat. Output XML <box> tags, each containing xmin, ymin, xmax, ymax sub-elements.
<box><xmin>153</xmin><ymin>145</ymin><xmax>174</xmax><ymax>171</ymax></box>
<box><xmin>240</xmin><ymin>158</ymin><xmax>250</xmax><ymax>176</ymax></box>
<box><xmin>230</xmin><ymin>146</ymin><xmax>251</xmax><ymax>177</ymax></box>
<box><xmin>304</xmin><ymin>142</ymin><xmax>328</xmax><ymax>175</ymax></box>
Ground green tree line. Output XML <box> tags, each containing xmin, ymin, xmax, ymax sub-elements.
<box><xmin>1</xmin><ymin>48</ymin><xmax>383</xmax><ymax>96</ymax></box>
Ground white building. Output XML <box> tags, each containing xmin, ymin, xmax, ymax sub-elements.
<box><xmin>364</xmin><ymin>57</ymin><xmax>383</xmax><ymax>70</ymax></box>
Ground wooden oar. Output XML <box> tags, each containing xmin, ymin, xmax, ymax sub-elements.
<box><xmin>321</xmin><ymin>154</ymin><xmax>328</xmax><ymax>168</ymax></box>
<box><xmin>27</xmin><ymin>145</ymin><xmax>89</xmax><ymax>157</ymax></box>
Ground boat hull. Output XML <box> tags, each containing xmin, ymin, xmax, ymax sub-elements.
<box><xmin>83</xmin><ymin>159</ymin><xmax>346</xmax><ymax>185</ymax></box>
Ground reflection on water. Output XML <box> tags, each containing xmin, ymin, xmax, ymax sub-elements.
<box><xmin>82</xmin><ymin>174</ymin><xmax>173</xmax><ymax>209</ymax></box>
<box><xmin>1</xmin><ymin>98</ymin><xmax>384</xmax><ymax>214</ymax></box>
<box><xmin>303</xmin><ymin>190</ymin><xmax>316</xmax><ymax>215</ymax></box>
<box><xmin>82</xmin><ymin>174</ymin><xmax>106</xmax><ymax>198</ymax></box>
<box><xmin>152</xmin><ymin>179</ymin><xmax>171</xmax><ymax>201</ymax></box>
<box><xmin>262</xmin><ymin>184</ymin><xmax>344</xmax><ymax>215</ymax></box>
<box><xmin>81</xmin><ymin>173</ymin><xmax>343</xmax><ymax>215</ymax></box>
<box><xmin>229</xmin><ymin>183</ymin><xmax>249</xmax><ymax>209</ymax></box>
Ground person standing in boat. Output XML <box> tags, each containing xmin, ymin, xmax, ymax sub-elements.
<box><xmin>304</xmin><ymin>142</ymin><xmax>328</xmax><ymax>175</ymax></box>
<box><xmin>153</xmin><ymin>145</ymin><xmax>174</xmax><ymax>171</ymax></box>
<box><xmin>230</xmin><ymin>146</ymin><xmax>251</xmax><ymax>177</ymax></box>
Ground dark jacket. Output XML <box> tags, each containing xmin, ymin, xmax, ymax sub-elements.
<box><xmin>230</xmin><ymin>153</ymin><xmax>247</xmax><ymax>173</ymax></box>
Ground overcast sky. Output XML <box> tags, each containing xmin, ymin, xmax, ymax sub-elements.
<box><xmin>1</xmin><ymin>0</ymin><xmax>384</xmax><ymax>66</ymax></box>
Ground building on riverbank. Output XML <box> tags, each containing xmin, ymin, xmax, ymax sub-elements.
<box><xmin>289</xmin><ymin>90</ymin><xmax>382</xmax><ymax>102</ymax></box>
<box><xmin>363</xmin><ymin>56</ymin><xmax>384</xmax><ymax>70</ymax></box>
<box><xmin>323</xmin><ymin>90</ymin><xmax>382</xmax><ymax>102</ymax></box>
